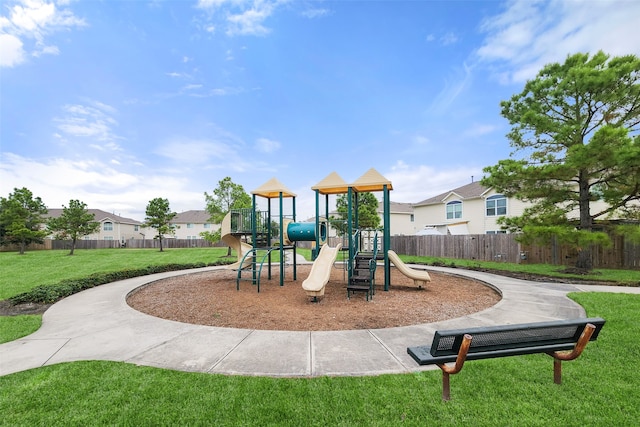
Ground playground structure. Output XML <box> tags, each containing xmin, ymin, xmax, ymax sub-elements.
<box><xmin>387</xmin><ymin>250</ymin><xmax>431</xmax><ymax>288</ymax></box>
<box><xmin>302</xmin><ymin>243</ymin><xmax>343</xmax><ymax>301</ymax></box>
<box><xmin>223</xmin><ymin>169</ymin><xmax>431</xmax><ymax>300</ymax></box>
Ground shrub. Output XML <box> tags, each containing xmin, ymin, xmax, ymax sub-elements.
<box><xmin>8</xmin><ymin>260</ymin><xmax>232</xmax><ymax>305</ymax></box>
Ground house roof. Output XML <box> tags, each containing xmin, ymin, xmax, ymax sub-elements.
<box><xmin>172</xmin><ymin>210</ymin><xmax>211</xmax><ymax>224</ymax></box>
<box><xmin>414</xmin><ymin>181</ymin><xmax>488</xmax><ymax>206</ymax></box>
<box><xmin>377</xmin><ymin>201</ymin><xmax>414</xmax><ymax>214</ymax></box>
<box><xmin>44</xmin><ymin>209</ymin><xmax>142</xmax><ymax>225</ymax></box>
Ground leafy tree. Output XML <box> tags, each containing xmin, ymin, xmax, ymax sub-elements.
<box><xmin>47</xmin><ymin>200</ymin><xmax>100</xmax><ymax>255</ymax></box>
<box><xmin>144</xmin><ymin>198</ymin><xmax>177</xmax><ymax>252</ymax></box>
<box><xmin>0</xmin><ymin>187</ymin><xmax>49</xmax><ymax>254</ymax></box>
<box><xmin>330</xmin><ymin>192</ymin><xmax>381</xmax><ymax>236</ymax></box>
<box><xmin>482</xmin><ymin>51</ymin><xmax>640</xmax><ymax>270</ymax></box>
<box><xmin>203</xmin><ymin>177</ymin><xmax>251</xmax><ymax>255</ymax></box>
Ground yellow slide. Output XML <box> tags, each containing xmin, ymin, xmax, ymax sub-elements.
<box><xmin>387</xmin><ymin>250</ymin><xmax>431</xmax><ymax>288</ymax></box>
<box><xmin>302</xmin><ymin>243</ymin><xmax>342</xmax><ymax>300</ymax></box>
<box><xmin>220</xmin><ymin>212</ymin><xmax>253</xmax><ymax>270</ymax></box>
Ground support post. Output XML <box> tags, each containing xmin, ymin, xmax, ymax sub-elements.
<box><xmin>549</xmin><ymin>323</ymin><xmax>596</xmax><ymax>385</ymax></box>
<box><xmin>437</xmin><ymin>334</ymin><xmax>473</xmax><ymax>401</ymax></box>
<box><xmin>383</xmin><ymin>184</ymin><xmax>390</xmax><ymax>291</ymax></box>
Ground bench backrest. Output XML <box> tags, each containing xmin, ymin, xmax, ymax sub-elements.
<box><xmin>431</xmin><ymin>317</ymin><xmax>606</xmax><ymax>357</ymax></box>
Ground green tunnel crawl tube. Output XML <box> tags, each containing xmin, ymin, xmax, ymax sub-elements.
<box><xmin>283</xmin><ymin>220</ymin><xmax>327</xmax><ymax>245</ymax></box>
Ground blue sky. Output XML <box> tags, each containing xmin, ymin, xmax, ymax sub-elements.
<box><xmin>2</xmin><ymin>0</ymin><xmax>640</xmax><ymax>221</ymax></box>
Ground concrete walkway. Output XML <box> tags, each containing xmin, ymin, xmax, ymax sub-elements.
<box><xmin>2</xmin><ymin>265</ymin><xmax>639</xmax><ymax>377</ymax></box>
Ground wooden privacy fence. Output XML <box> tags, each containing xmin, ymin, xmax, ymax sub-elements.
<box><xmin>4</xmin><ymin>235</ymin><xmax>638</xmax><ymax>269</ymax></box>
<box><xmin>54</xmin><ymin>239</ymin><xmax>223</xmax><ymax>250</ymax></box>
<box><xmin>390</xmin><ymin>234</ymin><xmax>522</xmax><ymax>263</ymax></box>
<box><xmin>521</xmin><ymin>234</ymin><xmax>640</xmax><ymax>269</ymax></box>
<box><xmin>4</xmin><ymin>239</ymin><xmax>224</xmax><ymax>251</ymax></box>
<box><xmin>388</xmin><ymin>234</ymin><xmax>639</xmax><ymax>269</ymax></box>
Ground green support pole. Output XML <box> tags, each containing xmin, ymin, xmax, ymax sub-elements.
<box><xmin>314</xmin><ymin>189</ymin><xmax>320</xmax><ymax>259</ymax></box>
<box><xmin>384</xmin><ymin>184</ymin><xmax>391</xmax><ymax>291</ymax></box>
<box><xmin>347</xmin><ymin>186</ymin><xmax>353</xmax><ymax>282</ymax></box>
<box><xmin>279</xmin><ymin>192</ymin><xmax>284</xmax><ymax>286</ymax></box>
<box><xmin>252</xmin><ymin>194</ymin><xmax>257</xmax><ymax>285</ymax></box>
<box><xmin>292</xmin><ymin>195</ymin><xmax>297</xmax><ymax>281</ymax></box>
<box><xmin>267</xmin><ymin>198</ymin><xmax>272</xmax><ymax>280</ymax></box>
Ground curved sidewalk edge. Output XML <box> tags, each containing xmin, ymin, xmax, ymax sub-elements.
<box><xmin>2</xmin><ymin>265</ymin><xmax>638</xmax><ymax>378</ymax></box>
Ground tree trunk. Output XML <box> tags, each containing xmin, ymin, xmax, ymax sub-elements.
<box><xmin>69</xmin><ymin>239</ymin><xmax>76</xmax><ymax>256</ymax></box>
<box><xmin>227</xmin><ymin>246</ymin><xmax>232</xmax><ymax>257</ymax></box>
<box><xmin>576</xmin><ymin>170</ymin><xmax>593</xmax><ymax>270</ymax></box>
<box><xmin>19</xmin><ymin>241</ymin><xmax>25</xmax><ymax>255</ymax></box>
<box><xmin>576</xmin><ymin>249</ymin><xmax>593</xmax><ymax>270</ymax></box>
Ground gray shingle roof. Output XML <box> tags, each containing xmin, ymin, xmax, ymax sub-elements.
<box><xmin>377</xmin><ymin>201</ymin><xmax>414</xmax><ymax>214</ymax></box>
<box><xmin>414</xmin><ymin>181</ymin><xmax>488</xmax><ymax>206</ymax></box>
<box><xmin>171</xmin><ymin>210</ymin><xmax>212</xmax><ymax>224</ymax></box>
<box><xmin>45</xmin><ymin>209</ymin><xmax>142</xmax><ymax>225</ymax></box>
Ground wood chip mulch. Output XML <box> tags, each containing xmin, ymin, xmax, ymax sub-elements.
<box><xmin>127</xmin><ymin>265</ymin><xmax>501</xmax><ymax>331</ymax></box>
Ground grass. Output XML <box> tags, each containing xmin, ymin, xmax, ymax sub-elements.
<box><xmin>398</xmin><ymin>254</ymin><xmax>640</xmax><ymax>284</ymax></box>
<box><xmin>0</xmin><ymin>292</ymin><xmax>638</xmax><ymax>425</ymax></box>
<box><xmin>0</xmin><ymin>247</ymin><xmax>232</xmax><ymax>300</ymax></box>
<box><xmin>0</xmin><ymin>315</ymin><xmax>41</xmax><ymax>343</ymax></box>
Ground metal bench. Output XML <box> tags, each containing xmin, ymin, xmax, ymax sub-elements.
<box><xmin>407</xmin><ymin>317</ymin><xmax>606</xmax><ymax>400</ymax></box>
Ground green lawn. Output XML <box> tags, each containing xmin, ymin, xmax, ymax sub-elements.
<box><xmin>1</xmin><ymin>292</ymin><xmax>638</xmax><ymax>425</ymax></box>
<box><xmin>0</xmin><ymin>247</ymin><xmax>231</xmax><ymax>300</ymax></box>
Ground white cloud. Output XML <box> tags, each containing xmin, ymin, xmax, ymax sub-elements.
<box><xmin>0</xmin><ymin>153</ymin><xmax>206</xmax><ymax>219</ymax></box>
<box><xmin>255</xmin><ymin>137</ymin><xmax>281</xmax><ymax>153</ymax></box>
<box><xmin>155</xmin><ymin>139</ymin><xmax>236</xmax><ymax>164</ymax></box>
<box><xmin>476</xmin><ymin>0</ymin><xmax>640</xmax><ymax>83</ymax></box>
<box><xmin>196</xmin><ymin>0</ymin><xmax>287</xmax><ymax>37</ymax></box>
<box><xmin>54</xmin><ymin>102</ymin><xmax>121</xmax><ymax>145</ymax></box>
<box><xmin>440</xmin><ymin>32</ymin><xmax>458</xmax><ymax>46</ymax></box>
<box><xmin>301</xmin><ymin>8</ymin><xmax>330</xmax><ymax>19</ymax></box>
<box><xmin>226</xmin><ymin>4</ymin><xmax>273</xmax><ymax>36</ymax></box>
<box><xmin>428</xmin><ymin>61</ymin><xmax>473</xmax><ymax>114</ymax></box>
<box><xmin>463</xmin><ymin>123</ymin><xmax>498</xmax><ymax>138</ymax></box>
<box><xmin>385</xmin><ymin>161</ymin><xmax>483</xmax><ymax>204</ymax></box>
<box><xmin>0</xmin><ymin>0</ymin><xmax>86</xmax><ymax>67</ymax></box>
<box><xmin>0</xmin><ymin>33</ymin><xmax>25</xmax><ymax>66</ymax></box>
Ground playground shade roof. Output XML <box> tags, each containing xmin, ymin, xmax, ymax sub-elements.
<box><xmin>351</xmin><ymin>168</ymin><xmax>393</xmax><ymax>192</ymax></box>
<box><xmin>311</xmin><ymin>172</ymin><xmax>349</xmax><ymax>195</ymax></box>
<box><xmin>252</xmin><ymin>177</ymin><xmax>297</xmax><ymax>198</ymax></box>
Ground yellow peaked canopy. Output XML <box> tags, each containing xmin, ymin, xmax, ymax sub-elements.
<box><xmin>251</xmin><ymin>177</ymin><xmax>297</xmax><ymax>198</ymax></box>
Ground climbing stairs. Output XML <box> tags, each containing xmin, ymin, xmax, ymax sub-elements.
<box><xmin>347</xmin><ymin>251</ymin><xmax>379</xmax><ymax>301</ymax></box>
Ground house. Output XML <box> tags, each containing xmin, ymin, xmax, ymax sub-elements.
<box><xmin>45</xmin><ymin>209</ymin><xmax>145</xmax><ymax>243</ymax></box>
<box><xmin>412</xmin><ymin>181</ymin><xmax>529</xmax><ymax>235</ymax></box>
<box><xmin>376</xmin><ymin>201</ymin><xmax>417</xmax><ymax>235</ymax></box>
<box><xmin>170</xmin><ymin>210</ymin><xmax>218</xmax><ymax>240</ymax></box>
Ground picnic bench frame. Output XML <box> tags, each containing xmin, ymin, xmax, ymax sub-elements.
<box><xmin>407</xmin><ymin>317</ymin><xmax>606</xmax><ymax>400</ymax></box>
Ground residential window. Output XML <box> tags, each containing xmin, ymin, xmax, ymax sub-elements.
<box><xmin>486</xmin><ymin>230</ymin><xmax>507</xmax><ymax>234</ymax></box>
<box><xmin>446</xmin><ymin>201</ymin><xmax>462</xmax><ymax>220</ymax></box>
<box><xmin>134</xmin><ymin>225</ymin><xmax>139</xmax><ymax>231</ymax></box>
<box><xmin>204</xmin><ymin>223</ymin><xmax>211</xmax><ymax>229</ymax></box>
<box><xmin>410</xmin><ymin>214</ymin><xmax>414</xmax><ymax>222</ymax></box>
<box><xmin>486</xmin><ymin>195</ymin><xmax>507</xmax><ymax>216</ymax></box>
<box><xmin>104</xmin><ymin>236</ymin><xmax>114</xmax><ymax>240</ymax></box>
<box><xmin>103</xmin><ymin>222</ymin><xmax>113</xmax><ymax>231</ymax></box>
<box><xmin>187</xmin><ymin>223</ymin><xmax>194</xmax><ymax>229</ymax></box>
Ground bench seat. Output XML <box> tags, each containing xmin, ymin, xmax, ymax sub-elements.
<box><xmin>407</xmin><ymin>317</ymin><xmax>605</xmax><ymax>400</ymax></box>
